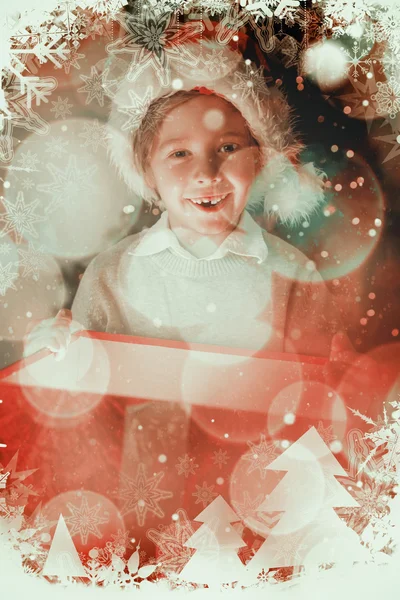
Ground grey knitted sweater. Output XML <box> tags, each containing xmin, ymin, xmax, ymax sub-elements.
<box><xmin>71</xmin><ymin>210</ymin><xmax>343</xmax><ymax>358</ymax></box>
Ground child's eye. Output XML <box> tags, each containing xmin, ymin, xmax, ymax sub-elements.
<box><xmin>170</xmin><ymin>150</ymin><xmax>189</xmax><ymax>159</ymax></box>
<box><xmin>220</xmin><ymin>143</ymin><xmax>239</xmax><ymax>153</ymax></box>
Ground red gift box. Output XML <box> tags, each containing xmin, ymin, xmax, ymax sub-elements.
<box><xmin>0</xmin><ymin>331</ymin><xmax>381</xmax><ymax>561</ymax></box>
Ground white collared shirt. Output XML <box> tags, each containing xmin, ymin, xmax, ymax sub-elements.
<box><xmin>128</xmin><ymin>209</ymin><xmax>268</xmax><ymax>264</ymax></box>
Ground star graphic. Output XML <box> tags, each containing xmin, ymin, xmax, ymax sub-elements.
<box><xmin>313</xmin><ymin>420</ymin><xmax>337</xmax><ymax>446</ymax></box>
<box><xmin>78</xmin><ymin>65</ymin><xmax>106</xmax><ymax>107</ymax></box>
<box><xmin>17</xmin><ymin>242</ymin><xmax>49</xmax><ymax>280</ymax></box>
<box><xmin>0</xmin><ymin>451</ymin><xmax>38</xmax><ymax>505</ymax></box>
<box><xmin>176</xmin><ymin>454</ymin><xmax>199</xmax><ymax>478</ymax></box>
<box><xmin>272</xmin><ymin>530</ymin><xmax>307</xmax><ymax>565</ymax></box>
<box><xmin>233</xmin><ymin>490</ymin><xmax>266</xmax><ymax>522</ymax></box>
<box><xmin>212</xmin><ymin>449</ymin><xmax>229</xmax><ymax>469</ymax></box>
<box><xmin>65</xmin><ymin>495</ymin><xmax>109</xmax><ymax>546</ymax></box>
<box><xmin>192</xmin><ymin>481</ymin><xmax>218</xmax><ymax>507</ymax></box>
<box><xmin>243</xmin><ymin>434</ymin><xmax>278</xmax><ymax>479</ymax></box>
<box><xmin>50</xmin><ymin>96</ymin><xmax>73</xmax><ymax>120</ymax></box>
<box><xmin>118</xmin><ymin>86</ymin><xmax>155</xmax><ymax>132</ymax></box>
<box><xmin>37</xmin><ymin>154</ymin><xmax>98</xmax><ymax>214</ymax></box>
<box><xmin>107</xmin><ymin>10</ymin><xmax>203</xmax><ymax>87</ymax></box>
<box><xmin>0</xmin><ymin>191</ymin><xmax>45</xmax><ymax>243</ymax></box>
<box><xmin>116</xmin><ymin>463</ymin><xmax>172</xmax><ymax>527</ymax></box>
<box><xmin>374</xmin><ymin>132</ymin><xmax>400</xmax><ymax>164</ymax></box>
<box><xmin>0</xmin><ymin>262</ymin><xmax>18</xmax><ymax>296</ymax></box>
<box><xmin>79</xmin><ymin>119</ymin><xmax>108</xmax><ymax>152</ymax></box>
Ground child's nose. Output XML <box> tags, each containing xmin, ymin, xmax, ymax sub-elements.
<box><xmin>193</xmin><ymin>156</ymin><xmax>222</xmax><ymax>184</ymax></box>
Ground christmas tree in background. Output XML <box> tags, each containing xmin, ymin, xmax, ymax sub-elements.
<box><xmin>42</xmin><ymin>513</ymin><xmax>86</xmax><ymax>581</ymax></box>
<box><xmin>243</xmin><ymin>427</ymin><xmax>365</xmax><ymax>581</ymax></box>
<box><xmin>179</xmin><ymin>495</ymin><xmax>246</xmax><ymax>585</ymax></box>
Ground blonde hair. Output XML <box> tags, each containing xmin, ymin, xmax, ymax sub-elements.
<box><xmin>133</xmin><ymin>89</ymin><xmax>261</xmax><ymax>203</ymax></box>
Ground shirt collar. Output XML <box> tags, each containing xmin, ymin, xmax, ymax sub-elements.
<box><xmin>128</xmin><ymin>209</ymin><xmax>268</xmax><ymax>264</ymax></box>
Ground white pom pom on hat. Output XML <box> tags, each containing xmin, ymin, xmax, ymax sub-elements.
<box><xmin>105</xmin><ymin>23</ymin><xmax>325</xmax><ymax>225</ymax></box>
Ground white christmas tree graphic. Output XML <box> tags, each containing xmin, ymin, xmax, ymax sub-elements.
<box><xmin>243</xmin><ymin>427</ymin><xmax>366</xmax><ymax>581</ymax></box>
<box><xmin>179</xmin><ymin>495</ymin><xmax>247</xmax><ymax>585</ymax></box>
<box><xmin>42</xmin><ymin>513</ymin><xmax>86</xmax><ymax>581</ymax></box>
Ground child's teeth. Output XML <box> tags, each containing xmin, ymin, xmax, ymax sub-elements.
<box><xmin>189</xmin><ymin>193</ymin><xmax>227</xmax><ymax>206</ymax></box>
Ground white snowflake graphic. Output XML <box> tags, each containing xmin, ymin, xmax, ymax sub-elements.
<box><xmin>116</xmin><ymin>463</ymin><xmax>172</xmax><ymax>527</ymax></box>
<box><xmin>343</xmin><ymin>41</ymin><xmax>373</xmax><ymax>80</ymax></box>
<box><xmin>92</xmin><ymin>0</ymin><xmax>124</xmax><ymax>21</ymax></box>
<box><xmin>50</xmin><ymin>96</ymin><xmax>73</xmax><ymax>120</ymax></box>
<box><xmin>21</xmin><ymin>178</ymin><xmax>35</xmax><ymax>191</ymax></box>
<box><xmin>176</xmin><ymin>454</ymin><xmax>199</xmax><ymax>478</ymax></box>
<box><xmin>37</xmin><ymin>154</ymin><xmax>98</xmax><ymax>214</ymax></box>
<box><xmin>78</xmin><ymin>65</ymin><xmax>107</xmax><ymax>107</ymax></box>
<box><xmin>212</xmin><ymin>449</ymin><xmax>229</xmax><ymax>469</ymax></box>
<box><xmin>79</xmin><ymin>119</ymin><xmax>108</xmax><ymax>152</ymax></box>
<box><xmin>0</xmin><ymin>262</ymin><xmax>18</xmax><ymax>296</ymax></box>
<box><xmin>17</xmin><ymin>150</ymin><xmax>40</xmax><ymax>172</ymax></box>
<box><xmin>192</xmin><ymin>481</ymin><xmax>218</xmax><ymax>507</ymax></box>
<box><xmin>0</xmin><ymin>242</ymin><xmax>12</xmax><ymax>256</ymax></box>
<box><xmin>0</xmin><ymin>191</ymin><xmax>45</xmax><ymax>243</ymax></box>
<box><xmin>193</xmin><ymin>0</ymin><xmax>231</xmax><ymax>17</ymax></box>
<box><xmin>45</xmin><ymin>136</ymin><xmax>69</xmax><ymax>158</ymax></box>
<box><xmin>243</xmin><ymin>434</ymin><xmax>278</xmax><ymax>479</ymax></box>
<box><xmin>106</xmin><ymin>9</ymin><xmax>203</xmax><ymax>87</ymax></box>
<box><xmin>17</xmin><ymin>242</ymin><xmax>49</xmax><ymax>280</ymax></box>
<box><xmin>322</xmin><ymin>0</ymin><xmax>372</xmax><ymax>24</ymax></box>
<box><xmin>65</xmin><ymin>494</ymin><xmax>109</xmax><ymax>546</ymax></box>
<box><xmin>201</xmin><ymin>48</ymin><xmax>230</xmax><ymax>75</ymax></box>
<box><xmin>372</xmin><ymin>76</ymin><xmax>400</xmax><ymax>119</ymax></box>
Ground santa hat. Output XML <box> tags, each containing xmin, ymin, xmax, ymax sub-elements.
<box><xmin>104</xmin><ymin>19</ymin><xmax>325</xmax><ymax>225</ymax></box>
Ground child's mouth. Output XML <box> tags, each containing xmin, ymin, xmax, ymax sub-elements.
<box><xmin>185</xmin><ymin>192</ymin><xmax>231</xmax><ymax>212</ymax></box>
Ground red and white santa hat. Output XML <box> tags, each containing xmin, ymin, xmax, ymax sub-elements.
<box><xmin>105</xmin><ymin>18</ymin><xmax>325</xmax><ymax>225</ymax></box>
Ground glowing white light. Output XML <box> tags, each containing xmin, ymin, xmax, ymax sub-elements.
<box><xmin>330</xmin><ymin>440</ymin><xmax>343</xmax><ymax>454</ymax></box>
<box><xmin>172</xmin><ymin>78</ymin><xmax>183</xmax><ymax>90</ymax></box>
<box><xmin>283</xmin><ymin>412</ymin><xmax>296</xmax><ymax>425</ymax></box>
<box><xmin>203</xmin><ymin>109</ymin><xmax>225</xmax><ymax>131</ymax></box>
<box><xmin>303</xmin><ymin>41</ymin><xmax>348</xmax><ymax>90</ymax></box>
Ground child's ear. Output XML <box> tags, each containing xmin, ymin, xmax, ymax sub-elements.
<box><xmin>254</xmin><ymin>148</ymin><xmax>265</xmax><ymax>176</ymax></box>
<box><xmin>144</xmin><ymin>168</ymin><xmax>156</xmax><ymax>192</ymax></box>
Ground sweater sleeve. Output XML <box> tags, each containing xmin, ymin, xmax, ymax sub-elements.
<box><xmin>283</xmin><ymin>264</ymin><xmax>349</xmax><ymax>359</ymax></box>
<box><xmin>71</xmin><ymin>256</ymin><xmax>109</xmax><ymax>333</ymax></box>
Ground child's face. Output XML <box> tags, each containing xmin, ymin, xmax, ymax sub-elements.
<box><xmin>146</xmin><ymin>95</ymin><xmax>261</xmax><ymax>237</ymax></box>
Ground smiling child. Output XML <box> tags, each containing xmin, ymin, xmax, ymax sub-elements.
<box><xmin>68</xmin><ymin>34</ymin><xmax>346</xmax><ymax>359</ymax></box>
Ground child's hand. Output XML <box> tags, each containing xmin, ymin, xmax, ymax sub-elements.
<box><xmin>23</xmin><ymin>309</ymin><xmax>75</xmax><ymax>362</ymax></box>
<box><xmin>323</xmin><ymin>331</ymin><xmax>381</xmax><ymax>390</ymax></box>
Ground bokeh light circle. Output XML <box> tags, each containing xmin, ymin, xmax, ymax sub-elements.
<box><xmin>301</xmin><ymin>40</ymin><xmax>348</xmax><ymax>91</ymax></box>
<box><xmin>18</xmin><ymin>335</ymin><xmax>110</xmax><ymax>421</ymax></box>
<box><xmin>42</xmin><ymin>490</ymin><xmax>125</xmax><ymax>555</ymax></box>
<box><xmin>0</xmin><ymin>253</ymin><xmax>66</xmax><ymax>341</ymax></box>
<box><xmin>276</xmin><ymin>147</ymin><xmax>385</xmax><ymax>282</ymax></box>
<box><xmin>4</xmin><ymin>119</ymin><xmax>140</xmax><ymax>259</ymax></box>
